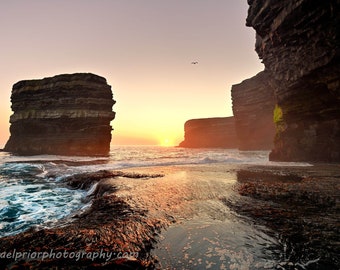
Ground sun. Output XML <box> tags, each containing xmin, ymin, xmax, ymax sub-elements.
<box><xmin>160</xmin><ymin>138</ymin><xmax>173</xmax><ymax>147</ymax></box>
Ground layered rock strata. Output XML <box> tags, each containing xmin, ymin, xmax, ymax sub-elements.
<box><xmin>246</xmin><ymin>0</ymin><xmax>340</xmax><ymax>162</ymax></box>
<box><xmin>231</xmin><ymin>71</ymin><xmax>276</xmax><ymax>150</ymax></box>
<box><xmin>179</xmin><ymin>117</ymin><xmax>238</xmax><ymax>148</ymax></box>
<box><xmin>4</xmin><ymin>73</ymin><xmax>116</xmax><ymax>156</ymax></box>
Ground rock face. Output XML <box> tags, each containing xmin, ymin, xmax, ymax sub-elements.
<box><xmin>231</xmin><ymin>71</ymin><xmax>276</xmax><ymax>150</ymax></box>
<box><xmin>4</xmin><ymin>73</ymin><xmax>116</xmax><ymax>156</ymax></box>
<box><xmin>179</xmin><ymin>117</ymin><xmax>238</xmax><ymax>148</ymax></box>
<box><xmin>246</xmin><ymin>0</ymin><xmax>340</xmax><ymax>162</ymax></box>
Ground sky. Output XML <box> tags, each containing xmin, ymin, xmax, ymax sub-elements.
<box><xmin>0</xmin><ymin>0</ymin><xmax>263</xmax><ymax>147</ymax></box>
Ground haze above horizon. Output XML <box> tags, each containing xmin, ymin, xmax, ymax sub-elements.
<box><xmin>0</xmin><ymin>0</ymin><xmax>263</xmax><ymax>148</ymax></box>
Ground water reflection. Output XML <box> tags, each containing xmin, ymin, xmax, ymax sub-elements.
<box><xmin>154</xmin><ymin>217</ymin><xmax>279</xmax><ymax>269</ymax></box>
<box><xmin>115</xmin><ymin>165</ymin><xmax>282</xmax><ymax>269</ymax></box>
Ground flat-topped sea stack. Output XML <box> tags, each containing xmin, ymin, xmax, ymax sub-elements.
<box><xmin>4</xmin><ymin>73</ymin><xmax>116</xmax><ymax>156</ymax></box>
<box><xmin>179</xmin><ymin>117</ymin><xmax>237</xmax><ymax>148</ymax></box>
<box><xmin>246</xmin><ymin>0</ymin><xmax>340</xmax><ymax>162</ymax></box>
<box><xmin>231</xmin><ymin>71</ymin><xmax>276</xmax><ymax>150</ymax></box>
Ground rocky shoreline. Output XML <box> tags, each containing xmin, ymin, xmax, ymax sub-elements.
<box><xmin>0</xmin><ymin>170</ymin><xmax>168</xmax><ymax>269</ymax></box>
<box><xmin>0</xmin><ymin>163</ymin><xmax>339</xmax><ymax>269</ymax></box>
<box><xmin>223</xmin><ymin>164</ymin><xmax>340</xmax><ymax>269</ymax></box>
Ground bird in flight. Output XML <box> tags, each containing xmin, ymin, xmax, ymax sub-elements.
<box><xmin>191</xmin><ymin>61</ymin><xmax>199</xmax><ymax>65</ymax></box>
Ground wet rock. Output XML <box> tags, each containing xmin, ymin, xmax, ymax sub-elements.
<box><xmin>0</xmin><ymin>170</ymin><xmax>166</xmax><ymax>269</ymax></box>
<box><xmin>223</xmin><ymin>165</ymin><xmax>340</xmax><ymax>269</ymax></box>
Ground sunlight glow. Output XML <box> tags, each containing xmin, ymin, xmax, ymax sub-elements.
<box><xmin>159</xmin><ymin>138</ymin><xmax>174</xmax><ymax>147</ymax></box>
<box><xmin>0</xmin><ymin>1</ymin><xmax>263</xmax><ymax>147</ymax></box>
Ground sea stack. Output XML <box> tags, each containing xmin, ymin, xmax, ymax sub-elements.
<box><xmin>4</xmin><ymin>73</ymin><xmax>116</xmax><ymax>156</ymax></box>
<box><xmin>179</xmin><ymin>117</ymin><xmax>238</xmax><ymax>148</ymax></box>
<box><xmin>246</xmin><ymin>0</ymin><xmax>339</xmax><ymax>162</ymax></box>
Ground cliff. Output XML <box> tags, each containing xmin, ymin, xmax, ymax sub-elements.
<box><xmin>4</xmin><ymin>73</ymin><xmax>116</xmax><ymax>156</ymax></box>
<box><xmin>179</xmin><ymin>117</ymin><xmax>238</xmax><ymax>148</ymax></box>
<box><xmin>231</xmin><ymin>71</ymin><xmax>276</xmax><ymax>150</ymax></box>
<box><xmin>246</xmin><ymin>0</ymin><xmax>340</xmax><ymax>162</ymax></box>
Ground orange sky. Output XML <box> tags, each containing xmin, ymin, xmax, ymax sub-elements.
<box><xmin>0</xmin><ymin>1</ymin><xmax>263</xmax><ymax>148</ymax></box>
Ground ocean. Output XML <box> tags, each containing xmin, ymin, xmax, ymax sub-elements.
<box><xmin>4</xmin><ymin>146</ymin><xmax>336</xmax><ymax>269</ymax></box>
<box><xmin>0</xmin><ymin>145</ymin><xmax>309</xmax><ymax>238</ymax></box>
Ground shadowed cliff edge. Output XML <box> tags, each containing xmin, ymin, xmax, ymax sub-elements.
<box><xmin>231</xmin><ymin>70</ymin><xmax>276</xmax><ymax>150</ymax></box>
<box><xmin>246</xmin><ymin>0</ymin><xmax>340</xmax><ymax>162</ymax></box>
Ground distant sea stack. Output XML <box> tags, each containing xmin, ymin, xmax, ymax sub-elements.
<box><xmin>4</xmin><ymin>73</ymin><xmax>116</xmax><ymax>156</ymax></box>
<box><xmin>245</xmin><ymin>0</ymin><xmax>339</xmax><ymax>162</ymax></box>
<box><xmin>231</xmin><ymin>71</ymin><xmax>276</xmax><ymax>150</ymax></box>
<box><xmin>179</xmin><ymin>117</ymin><xmax>238</xmax><ymax>148</ymax></box>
